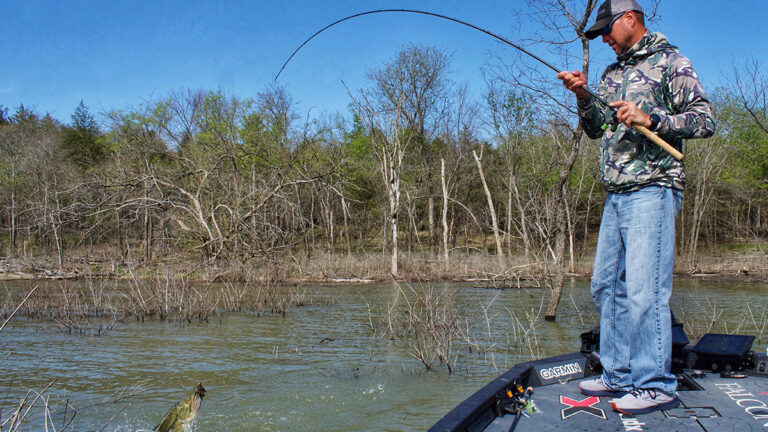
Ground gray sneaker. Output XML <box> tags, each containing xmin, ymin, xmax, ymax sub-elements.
<box><xmin>579</xmin><ymin>376</ymin><xmax>630</xmax><ymax>397</ymax></box>
<box><xmin>611</xmin><ymin>388</ymin><xmax>680</xmax><ymax>414</ymax></box>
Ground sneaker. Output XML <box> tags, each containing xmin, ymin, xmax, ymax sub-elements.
<box><xmin>579</xmin><ymin>376</ymin><xmax>630</xmax><ymax>397</ymax></box>
<box><xmin>611</xmin><ymin>388</ymin><xmax>680</xmax><ymax>414</ymax></box>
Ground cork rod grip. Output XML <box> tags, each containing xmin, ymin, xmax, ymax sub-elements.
<box><xmin>634</xmin><ymin>124</ymin><xmax>684</xmax><ymax>160</ymax></box>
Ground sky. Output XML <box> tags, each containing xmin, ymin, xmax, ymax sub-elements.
<box><xmin>3</xmin><ymin>0</ymin><xmax>767</xmax><ymax>125</ymax></box>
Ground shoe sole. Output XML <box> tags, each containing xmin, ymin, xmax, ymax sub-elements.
<box><xmin>611</xmin><ymin>396</ymin><xmax>680</xmax><ymax>414</ymax></box>
<box><xmin>580</xmin><ymin>388</ymin><xmax>630</xmax><ymax>397</ymax></box>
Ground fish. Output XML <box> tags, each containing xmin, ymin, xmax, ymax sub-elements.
<box><xmin>153</xmin><ymin>384</ymin><xmax>206</xmax><ymax>432</ymax></box>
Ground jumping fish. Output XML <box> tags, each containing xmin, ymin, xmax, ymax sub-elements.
<box><xmin>153</xmin><ymin>384</ymin><xmax>206</xmax><ymax>432</ymax></box>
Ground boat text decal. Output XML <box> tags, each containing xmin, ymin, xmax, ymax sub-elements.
<box><xmin>535</xmin><ymin>358</ymin><xmax>587</xmax><ymax>384</ymax></box>
<box><xmin>560</xmin><ymin>395</ymin><xmax>606</xmax><ymax>420</ymax></box>
<box><xmin>620</xmin><ymin>413</ymin><xmax>645</xmax><ymax>431</ymax></box>
<box><xmin>541</xmin><ymin>362</ymin><xmax>583</xmax><ymax>380</ymax></box>
<box><xmin>715</xmin><ymin>382</ymin><xmax>768</xmax><ymax>427</ymax></box>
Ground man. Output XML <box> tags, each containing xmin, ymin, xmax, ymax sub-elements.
<box><xmin>558</xmin><ymin>0</ymin><xmax>715</xmax><ymax>415</ymax></box>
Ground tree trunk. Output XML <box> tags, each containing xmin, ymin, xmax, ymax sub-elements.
<box><xmin>341</xmin><ymin>196</ymin><xmax>352</xmax><ymax>256</ymax></box>
<box><xmin>441</xmin><ymin>159</ymin><xmax>450</xmax><ymax>266</ymax></box>
<box><xmin>510</xmin><ymin>172</ymin><xmax>531</xmax><ymax>260</ymax></box>
<box><xmin>428</xmin><ymin>192</ymin><xmax>435</xmax><ymax>252</ymax></box>
<box><xmin>565</xmin><ymin>189</ymin><xmax>575</xmax><ymax>272</ymax></box>
<box><xmin>144</xmin><ymin>184</ymin><xmax>152</xmax><ymax>262</ymax></box>
<box><xmin>10</xmin><ymin>188</ymin><xmax>16</xmax><ymax>252</ymax></box>
<box><xmin>390</xmin><ymin>186</ymin><xmax>399</xmax><ymax>277</ymax></box>
<box><xmin>546</xmin><ymin>184</ymin><xmax>569</xmax><ymax>321</ymax></box>
<box><xmin>472</xmin><ymin>149</ymin><xmax>504</xmax><ymax>262</ymax></box>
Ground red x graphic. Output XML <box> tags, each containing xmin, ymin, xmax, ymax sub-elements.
<box><xmin>560</xmin><ymin>395</ymin><xmax>606</xmax><ymax>420</ymax></box>
<box><xmin>561</xmin><ymin>395</ymin><xmax>600</xmax><ymax>407</ymax></box>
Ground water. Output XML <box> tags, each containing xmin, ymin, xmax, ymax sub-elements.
<box><xmin>1</xmin><ymin>279</ymin><xmax>766</xmax><ymax>431</ymax></box>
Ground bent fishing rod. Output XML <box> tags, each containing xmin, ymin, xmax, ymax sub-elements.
<box><xmin>275</xmin><ymin>9</ymin><xmax>683</xmax><ymax>160</ymax></box>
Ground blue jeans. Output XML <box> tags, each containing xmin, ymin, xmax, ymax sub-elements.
<box><xmin>591</xmin><ymin>186</ymin><xmax>682</xmax><ymax>395</ymax></box>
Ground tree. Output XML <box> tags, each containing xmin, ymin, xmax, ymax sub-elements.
<box><xmin>62</xmin><ymin>101</ymin><xmax>106</xmax><ymax>169</ymax></box>
<box><xmin>485</xmin><ymin>86</ymin><xmax>537</xmax><ymax>260</ymax></box>
<box><xmin>0</xmin><ymin>105</ymin><xmax>9</xmax><ymax>125</ymax></box>
<box><xmin>730</xmin><ymin>58</ymin><xmax>768</xmax><ymax>134</ymax></box>
<box><xmin>486</xmin><ymin>0</ymin><xmax>648</xmax><ymax>319</ymax></box>
<box><xmin>348</xmin><ymin>45</ymin><xmax>454</xmax><ymax>276</ymax></box>
<box><xmin>371</xmin><ymin>44</ymin><xmax>453</xmax><ymax>252</ymax></box>
<box><xmin>348</xmin><ymin>87</ymin><xmax>413</xmax><ymax>277</ymax></box>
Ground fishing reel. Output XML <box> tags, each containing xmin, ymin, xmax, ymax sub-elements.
<box><xmin>601</xmin><ymin>111</ymin><xmax>620</xmax><ymax>132</ymax></box>
<box><xmin>496</xmin><ymin>382</ymin><xmax>537</xmax><ymax>418</ymax></box>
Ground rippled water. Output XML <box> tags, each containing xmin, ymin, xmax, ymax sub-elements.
<box><xmin>1</xmin><ymin>279</ymin><xmax>766</xmax><ymax>431</ymax></box>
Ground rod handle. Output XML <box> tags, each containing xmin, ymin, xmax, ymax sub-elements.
<box><xmin>633</xmin><ymin>124</ymin><xmax>684</xmax><ymax>160</ymax></box>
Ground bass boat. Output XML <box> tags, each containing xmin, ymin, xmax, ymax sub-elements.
<box><xmin>429</xmin><ymin>322</ymin><xmax>768</xmax><ymax>431</ymax></box>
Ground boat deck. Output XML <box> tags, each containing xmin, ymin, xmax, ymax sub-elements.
<box><xmin>487</xmin><ymin>372</ymin><xmax>768</xmax><ymax>431</ymax></box>
<box><xmin>430</xmin><ymin>343</ymin><xmax>768</xmax><ymax>432</ymax></box>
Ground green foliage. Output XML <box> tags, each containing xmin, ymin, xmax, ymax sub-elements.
<box><xmin>62</xmin><ymin>101</ymin><xmax>107</xmax><ymax>169</ymax></box>
<box><xmin>342</xmin><ymin>115</ymin><xmax>379</xmax><ymax>208</ymax></box>
<box><xmin>715</xmin><ymin>89</ymin><xmax>768</xmax><ymax>194</ymax></box>
<box><xmin>1</xmin><ymin>52</ymin><xmax>768</xmax><ymax>267</ymax></box>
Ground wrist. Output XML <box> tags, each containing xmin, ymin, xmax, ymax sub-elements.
<box><xmin>649</xmin><ymin>113</ymin><xmax>661</xmax><ymax>131</ymax></box>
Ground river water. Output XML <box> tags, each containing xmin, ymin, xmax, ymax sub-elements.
<box><xmin>1</xmin><ymin>279</ymin><xmax>766</xmax><ymax>431</ymax></box>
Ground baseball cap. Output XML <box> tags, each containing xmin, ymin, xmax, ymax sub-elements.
<box><xmin>584</xmin><ymin>0</ymin><xmax>644</xmax><ymax>40</ymax></box>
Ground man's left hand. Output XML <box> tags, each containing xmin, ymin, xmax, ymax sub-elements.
<box><xmin>609</xmin><ymin>100</ymin><xmax>652</xmax><ymax>128</ymax></box>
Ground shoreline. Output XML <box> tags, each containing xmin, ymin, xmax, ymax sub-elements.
<box><xmin>2</xmin><ymin>249</ymin><xmax>766</xmax><ymax>285</ymax></box>
<box><xmin>1</xmin><ymin>265</ymin><xmax>765</xmax><ymax>285</ymax></box>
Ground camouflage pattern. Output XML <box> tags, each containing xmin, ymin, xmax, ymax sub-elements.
<box><xmin>578</xmin><ymin>31</ymin><xmax>715</xmax><ymax>193</ymax></box>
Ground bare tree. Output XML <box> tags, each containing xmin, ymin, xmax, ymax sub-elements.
<box><xmin>472</xmin><ymin>146</ymin><xmax>504</xmax><ymax>262</ymax></box>
<box><xmin>681</xmin><ymin>90</ymin><xmax>735</xmax><ymax>267</ymax></box>
<box><xmin>486</xmin><ymin>0</ymin><xmax>604</xmax><ymax>319</ymax></box>
<box><xmin>484</xmin><ymin>84</ymin><xmax>537</xmax><ymax>260</ymax></box>
<box><xmin>441</xmin><ymin>158</ymin><xmax>450</xmax><ymax>265</ymax></box>
<box><xmin>370</xmin><ymin>44</ymin><xmax>453</xmax><ymax>252</ymax></box>
<box><xmin>348</xmin><ymin>86</ymin><xmax>413</xmax><ymax>277</ymax></box>
<box><xmin>730</xmin><ymin>58</ymin><xmax>768</xmax><ymax>134</ymax></box>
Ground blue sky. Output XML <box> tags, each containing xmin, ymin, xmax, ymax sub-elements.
<box><xmin>3</xmin><ymin>1</ymin><xmax>767</xmax><ymax>124</ymax></box>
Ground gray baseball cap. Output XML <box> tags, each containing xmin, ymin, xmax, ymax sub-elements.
<box><xmin>584</xmin><ymin>0</ymin><xmax>644</xmax><ymax>40</ymax></box>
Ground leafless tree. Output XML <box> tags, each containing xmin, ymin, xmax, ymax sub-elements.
<box><xmin>347</xmin><ymin>86</ymin><xmax>413</xmax><ymax>277</ymax></box>
<box><xmin>730</xmin><ymin>58</ymin><xmax>768</xmax><ymax>134</ymax></box>
<box><xmin>370</xmin><ymin>44</ymin><xmax>453</xmax><ymax>252</ymax></box>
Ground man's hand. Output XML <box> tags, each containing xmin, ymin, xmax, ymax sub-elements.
<box><xmin>557</xmin><ymin>70</ymin><xmax>589</xmax><ymax>99</ymax></box>
<box><xmin>609</xmin><ymin>100</ymin><xmax>652</xmax><ymax>128</ymax></box>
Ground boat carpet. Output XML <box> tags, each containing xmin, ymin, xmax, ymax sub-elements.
<box><xmin>488</xmin><ymin>373</ymin><xmax>768</xmax><ymax>431</ymax></box>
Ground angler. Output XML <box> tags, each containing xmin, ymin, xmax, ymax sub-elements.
<box><xmin>559</xmin><ymin>0</ymin><xmax>715</xmax><ymax>415</ymax></box>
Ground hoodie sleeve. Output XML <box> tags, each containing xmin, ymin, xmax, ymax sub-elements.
<box><xmin>653</xmin><ymin>53</ymin><xmax>715</xmax><ymax>140</ymax></box>
<box><xmin>577</xmin><ymin>95</ymin><xmax>606</xmax><ymax>139</ymax></box>
<box><xmin>576</xmin><ymin>70</ymin><xmax>612</xmax><ymax>139</ymax></box>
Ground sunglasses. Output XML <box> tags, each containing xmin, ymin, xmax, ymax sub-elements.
<box><xmin>600</xmin><ymin>12</ymin><xmax>628</xmax><ymax>35</ymax></box>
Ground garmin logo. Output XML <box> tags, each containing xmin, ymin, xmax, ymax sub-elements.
<box><xmin>715</xmin><ymin>383</ymin><xmax>768</xmax><ymax>427</ymax></box>
<box><xmin>540</xmin><ymin>362</ymin><xmax>583</xmax><ymax>380</ymax></box>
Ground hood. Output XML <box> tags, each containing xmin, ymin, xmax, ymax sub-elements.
<box><xmin>616</xmin><ymin>31</ymin><xmax>677</xmax><ymax>65</ymax></box>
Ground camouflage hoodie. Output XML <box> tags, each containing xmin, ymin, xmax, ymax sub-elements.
<box><xmin>578</xmin><ymin>31</ymin><xmax>715</xmax><ymax>193</ymax></box>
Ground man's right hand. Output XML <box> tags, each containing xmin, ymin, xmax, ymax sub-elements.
<box><xmin>557</xmin><ymin>70</ymin><xmax>589</xmax><ymax>99</ymax></box>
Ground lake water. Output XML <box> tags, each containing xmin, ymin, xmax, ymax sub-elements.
<box><xmin>1</xmin><ymin>279</ymin><xmax>766</xmax><ymax>431</ymax></box>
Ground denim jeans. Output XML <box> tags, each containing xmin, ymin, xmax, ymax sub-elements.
<box><xmin>591</xmin><ymin>186</ymin><xmax>682</xmax><ymax>395</ymax></box>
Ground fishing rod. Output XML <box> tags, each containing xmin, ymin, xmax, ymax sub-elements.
<box><xmin>275</xmin><ymin>9</ymin><xmax>683</xmax><ymax>160</ymax></box>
